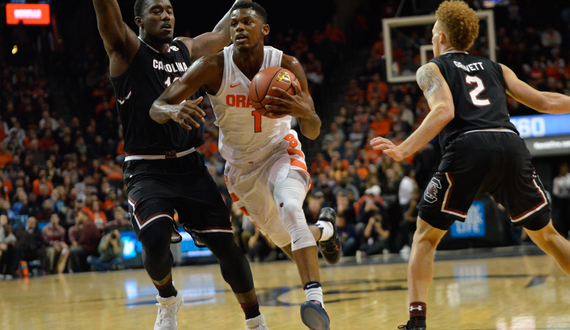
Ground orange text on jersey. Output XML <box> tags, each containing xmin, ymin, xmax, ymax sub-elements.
<box><xmin>226</xmin><ymin>94</ymin><xmax>253</xmax><ymax>108</ymax></box>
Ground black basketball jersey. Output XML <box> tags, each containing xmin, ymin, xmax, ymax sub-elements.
<box><xmin>110</xmin><ymin>38</ymin><xmax>204</xmax><ymax>153</ymax></box>
<box><xmin>429</xmin><ymin>51</ymin><xmax>518</xmax><ymax>151</ymax></box>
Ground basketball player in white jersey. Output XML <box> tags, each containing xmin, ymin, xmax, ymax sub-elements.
<box><xmin>150</xmin><ymin>2</ymin><xmax>340</xmax><ymax>329</ymax></box>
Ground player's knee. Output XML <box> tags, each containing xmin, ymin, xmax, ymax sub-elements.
<box><xmin>201</xmin><ymin>233</ymin><xmax>238</xmax><ymax>257</ymax></box>
<box><xmin>139</xmin><ymin>221</ymin><xmax>171</xmax><ymax>258</ymax></box>
<box><xmin>278</xmin><ymin>202</ymin><xmax>314</xmax><ymax>251</ymax></box>
<box><xmin>143</xmin><ymin>238</ymin><xmax>170</xmax><ymax>260</ymax></box>
<box><xmin>279</xmin><ymin>201</ymin><xmax>303</xmax><ymax>223</ymax></box>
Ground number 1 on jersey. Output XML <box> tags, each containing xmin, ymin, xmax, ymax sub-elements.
<box><xmin>465</xmin><ymin>75</ymin><xmax>491</xmax><ymax>106</ymax></box>
<box><xmin>251</xmin><ymin>110</ymin><xmax>262</xmax><ymax>133</ymax></box>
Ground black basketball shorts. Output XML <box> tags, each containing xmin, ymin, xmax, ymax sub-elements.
<box><xmin>418</xmin><ymin>131</ymin><xmax>550</xmax><ymax>230</ymax></box>
<box><xmin>124</xmin><ymin>152</ymin><xmax>232</xmax><ymax>237</ymax></box>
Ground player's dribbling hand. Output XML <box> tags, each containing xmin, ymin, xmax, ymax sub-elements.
<box><xmin>264</xmin><ymin>82</ymin><xmax>311</xmax><ymax>119</ymax></box>
<box><xmin>169</xmin><ymin>96</ymin><xmax>205</xmax><ymax>130</ymax></box>
<box><xmin>370</xmin><ymin>136</ymin><xmax>405</xmax><ymax>161</ymax></box>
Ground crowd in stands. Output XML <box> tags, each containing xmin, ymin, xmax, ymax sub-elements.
<box><xmin>2</xmin><ymin>2</ymin><xmax>570</xmax><ymax>278</ymax></box>
<box><xmin>0</xmin><ymin>28</ymin><xmax>141</xmax><ymax>278</ymax></box>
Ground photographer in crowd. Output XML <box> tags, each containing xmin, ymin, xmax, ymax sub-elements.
<box><xmin>87</xmin><ymin>228</ymin><xmax>123</xmax><ymax>271</ymax></box>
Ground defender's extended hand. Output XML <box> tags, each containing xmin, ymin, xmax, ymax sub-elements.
<box><xmin>264</xmin><ymin>82</ymin><xmax>311</xmax><ymax>118</ymax></box>
<box><xmin>370</xmin><ymin>136</ymin><xmax>405</xmax><ymax>161</ymax></box>
<box><xmin>169</xmin><ymin>97</ymin><xmax>205</xmax><ymax>130</ymax></box>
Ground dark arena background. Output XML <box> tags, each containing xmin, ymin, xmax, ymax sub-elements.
<box><xmin>2</xmin><ymin>0</ymin><xmax>570</xmax><ymax>329</ymax></box>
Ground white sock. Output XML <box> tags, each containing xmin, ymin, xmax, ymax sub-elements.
<box><xmin>245</xmin><ymin>314</ymin><xmax>266</xmax><ymax>328</ymax></box>
<box><xmin>303</xmin><ymin>282</ymin><xmax>324</xmax><ymax>308</ymax></box>
<box><xmin>315</xmin><ymin>220</ymin><xmax>334</xmax><ymax>241</ymax></box>
<box><xmin>156</xmin><ymin>294</ymin><xmax>176</xmax><ymax>305</ymax></box>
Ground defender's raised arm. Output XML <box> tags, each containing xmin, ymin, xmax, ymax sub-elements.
<box><xmin>92</xmin><ymin>0</ymin><xmax>140</xmax><ymax>76</ymax></box>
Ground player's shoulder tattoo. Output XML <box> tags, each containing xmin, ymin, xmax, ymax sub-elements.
<box><xmin>416</xmin><ymin>64</ymin><xmax>442</xmax><ymax>99</ymax></box>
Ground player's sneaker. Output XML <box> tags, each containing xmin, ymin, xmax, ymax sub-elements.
<box><xmin>245</xmin><ymin>314</ymin><xmax>269</xmax><ymax>330</ymax></box>
<box><xmin>171</xmin><ymin>222</ymin><xmax>182</xmax><ymax>244</ymax></box>
<box><xmin>317</xmin><ymin>207</ymin><xmax>341</xmax><ymax>265</ymax></box>
<box><xmin>300</xmin><ymin>300</ymin><xmax>330</xmax><ymax>330</ymax></box>
<box><xmin>398</xmin><ymin>320</ymin><xmax>426</xmax><ymax>330</ymax></box>
<box><xmin>154</xmin><ymin>293</ymin><xmax>183</xmax><ymax>330</ymax></box>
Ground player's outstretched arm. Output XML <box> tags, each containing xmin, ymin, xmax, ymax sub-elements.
<box><xmin>370</xmin><ymin>63</ymin><xmax>454</xmax><ymax>161</ymax></box>
<box><xmin>150</xmin><ymin>55</ymin><xmax>223</xmax><ymax>129</ymax></box>
<box><xmin>92</xmin><ymin>0</ymin><xmax>139</xmax><ymax>76</ymax></box>
<box><xmin>501</xmin><ymin>64</ymin><xmax>570</xmax><ymax>114</ymax></box>
<box><xmin>265</xmin><ymin>55</ymin><xmax>321</xmax><ymax>140</ymax></box>
<box><xmin>178</xmin><ymin>0</ymin><xmax>251</xmax><ymax>62</ymax></box>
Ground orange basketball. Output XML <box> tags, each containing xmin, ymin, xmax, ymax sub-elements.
<box><xmin>249</xmin><ymin>67</ymin><xmax>298</xmax><ymax>119</ymax></box>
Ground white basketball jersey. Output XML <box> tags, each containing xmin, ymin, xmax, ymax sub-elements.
<box><xmin>208</xmin><ymin>46</ymin><xmax>291</xmax><ymax>165</ymax></box>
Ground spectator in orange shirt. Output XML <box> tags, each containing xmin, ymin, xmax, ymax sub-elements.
<box><xmin>545</xmin><ymin>61</ymin><xmax>563</xmax><ymax>81</ymax></box>
<box><xmin>367</xmin><ymin>84</ymin><xmax>385</xmax><ymax>106</ymax></box>
<box><xmin>369</xmin><ymin>111</ymin><xmax>393</xmax><ymax>137</ymax></box>
<box><xmin>95</xmin><ymin>100</ymin><xmax>112</xmax><ymax>116</ymax></box>
<box><xmin>38</xmin><ymin>129</ymin><xmax>55</xmax><ymax>151</ymax></box>
<box><xmin>344</xmin><ymin>79</ymin><xmax>365</xmax><ymax>103</ymax></box>
<box><xmin>388</xmin><ymin>100</ymin><xmax>401</xmax><ymax>116</ymax></box>
<box><xmin>370</xmin><ymin>33</ymin><xmax>384</xmax><ymax>64</ymax></box>
<box><xmin>363</xmin><ymin>131</ymin><xmax>382</xmax><ymax>163</ymax></box>
<box><xmin>353</xmin><ymin>159</ymin><xmax>369</xmax><ymax>181</ymax></box>
<box><xmin>352</xmin><ymin>106</ymin><xmax>370</xmax><ymax>128</ymax></box>
<box><xmin>100</xmin><ymin>158</ymin><xmax>123</xmax><ymax>183</ymax></box>
<box><xmin>529</xmin><ymin>60</ymin><xmax>545</xmax><ymax>83</ymax></box>
<box><xmin>32</xmin><ymin>170</ymin><xmax>53</xmax><ymax>197</ymax></box>
<box><xmin>101</xmin><ymin>185</ymin><xmax>118</xmax><ymax>209</ymax></box>
<box><xmin>0</xmin><ymin>180</ymin><xmax>9</xmax><ymax>205</ymax></box>
<box><xmin>0</xmin><ymin>142</ymin><xmax>13</xmax><ymax>169</ymax></box>
<box><xmin>80</xmin><ymin>195</ymin><xmax>95</xmax><ymax>220</ymax></box>
<box><xmin>22</xmin><ymin>129</ymin><xmax>35</xmax><ymax>151</ymax></box>
<box><xmin>324</xmin><ymin>23</ymin><xmax>345</xmax><ymax>43</ymax></box>
<box><xmin>366</xmin><ymin>73</ymin><xmax>388</xmax><ymax>103</ymax></box>
<box><xmin>310</xmin><ymin>152</ymin><xmax>329</xmax><ymax>175</ymax></box>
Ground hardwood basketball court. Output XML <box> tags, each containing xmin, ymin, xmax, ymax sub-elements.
<box><xmin>1</xmin><ymin>245</ymin><xmax>569</xmax><ymax>330</ymax></box>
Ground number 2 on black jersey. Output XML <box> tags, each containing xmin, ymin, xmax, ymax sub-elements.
<box><xmin>465</xmin><ymin>75</ymin><xmax>491</xmax><ymax>107</ymax></box>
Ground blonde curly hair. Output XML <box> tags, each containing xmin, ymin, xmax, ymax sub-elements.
<box><xmin>435</xmin><ymin>0</ymin><xmax>479</xmax><ymax>51</ymax></box>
